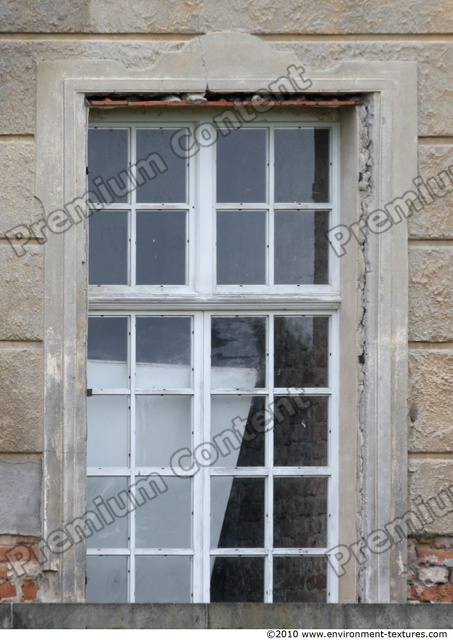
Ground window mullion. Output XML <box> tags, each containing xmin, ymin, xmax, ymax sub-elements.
<box><xmin>264</xmin><ymin>313</ymin><xmax>274</xmax><ymax>603</ymax></box>
<box><xmin>129</xmin><ymin>313</ymin><xmax>136</xmax><ymax>603</ymax></box>
<box><xmin>192</xmin><ymin>311</ymin><xmax>205</xmax><ymax>602</ymax></box>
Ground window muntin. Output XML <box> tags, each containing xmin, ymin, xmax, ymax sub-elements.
<box><xmin>86</xmin><ymin>114</ymin><xmax>339</xmax><ymax>604</ymax></box>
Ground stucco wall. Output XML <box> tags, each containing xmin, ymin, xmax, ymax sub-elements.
<box><xmin>0</xmin><ymin>0</ymin><xmax>451</xmax><ymax>606</ymax></box>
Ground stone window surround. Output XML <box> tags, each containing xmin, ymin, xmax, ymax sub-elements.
<box><xmin>34</xmin><ymin>32</ymin><xmax>416</xmax><ymax>603</ymax></box>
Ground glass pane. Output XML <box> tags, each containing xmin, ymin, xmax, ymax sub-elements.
<box><xmin>135</xmin><ymin>556</ymin><xmax>191</xmax><ymax>603</ymax></box>
<box><xmin>136</xmin><ymin>396</ymin><xmax>192</xmax><ymax>467</ymax></box>
<box><xmin>274</xmin><ymin>128</ymin><xmax>329</xmax><ymax>203</ymax></box>
<box><xmin>274</xmin><ymin>211</ymin><xmax>329</xmax><ymax>285</ymax></box>
<box><xmin>88</xmin><ymin>128</ymin><xmax>129</xmax><ymax>204</ymax></box>
<box><xmin>86</xmin><ymin>556</ymin><xmax>128</xmax><ymax>603</ymax></box>
<box><xmin>211</xmin><ymin>477</ymin><xmax>264</xmax><ymax>548</ymax></box>
<box><xmin>136</xmin><ymin>317</ymin><xmax>191</xmax><ymax>389</ymax></box>
<box><xmin>273</xmin><ymin>556</ymin><xmax>327</xmax><ymax>603</ymax></box>
<box><xmin>217</xmin><ymin>129</ymin><xmax>267</xmax><ymax>203</ymax></box>
<box><xmin>88</xmin><ymin>317</ymin><xmax>128</xmax><ymax>389</ymax></box>
<box><xmin>135</xmin><ymin>477</ymin><xmax>191</xmax><ymax>548</ymax></box>
<box><xmin>274</xmin><ymin>396</ymin><xmax>328</xmax><ymax>467</ymax></box>
<box><xmin>211</xmin><ymin>557</ymin><xmax>264</xmax><ymax>602</ymax></box>
<box><xmin>89</xmin><ymin>211</ymin><xmax>128</xmax><ymax>285</ymax></box>
<box><xmin>274</xmin><ymin>477</ymin><xmax>328</xmax><ymax>548</ymax></box>
<box><xmin>274</xmin><ymin>316</ymin><xmax>328</xmax><ymax>388</ymax></box>
<box><xmin>87</xmin><ymin>396</ymin><xmax>129</xmax><ymax>467</ymax></box>
<box><xmin>136</xmin><ymin>211</ymin><xmax>186</xmax><ymax>285</ymax></box>
<box><xmin>211</xmin><ymin>317</ymin><xmax>266</xmax><ymax>389</ymax></box>
<box><xmin>211</xmin><ymin>396</ymin><xmax>265</xmax><ymax>467</ymax></box>
<box><xmin>87</xmin><ymin>477</ymin><xmax>129</xmax><ymax>549</ymax></box>
<box><xmin>136</xmin><ymin>128</ymin><xmax>187</xmax><ymax>203</ymax></box>
<box><xmin>216</xmin><ymin>210</ymin><xmax>266</xmax><ymax>284</ymax></box>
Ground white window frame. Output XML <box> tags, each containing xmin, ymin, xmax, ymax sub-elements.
<box><xmin>87</xmin><ymin>113</ymin><xmax>341</xmax><ymax>603</ymax></box>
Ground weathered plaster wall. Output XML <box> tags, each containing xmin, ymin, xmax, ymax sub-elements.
<box><xmin>0</xmin><ymin>0</ymin><xmax>451</xmax><ymax>606</ymax></box>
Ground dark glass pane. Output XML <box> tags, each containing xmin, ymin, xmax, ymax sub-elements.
<box><xmin>274</xmin><ymin>477</ymin><xmax>328</xmax><ymax>548</ymax></box>
<box><xmin>88</xmin><ymin>317</ymin><xmax>128</xmax><ymax>388</ymax></box>
<box><xmin>136</xmin><ymin>317</ymin><xmax>191</xmax><ymax>388</ymax></box>
<box><xmin>87</xmin><ymin>395</ymin><xmax>129</xmax><ymax>467</ymax></box>
<box><xmin>136</xmin><ymin>211</ymin><xmax>186</xmax><ymax>285</ymax></box>
<box><xmin>274</xmin><ymin>128</ymin><xmax>329</xmax><ymax>203</ymax></box>
<box><xmin>136</xmin><ymin>129</ymin><xmax>187</xmax><ymax>203</ymax></box>
<box><xmin>274</xmin><ymin>211</ymin><xmax>329</xmax><ymax>284</ymax></box>
<box><xmin>217</xmin><ymin>210</ymin><xmax>266</xmax><ymax>284</ymax></box>
<box><xmin>211</xmin><ymin>477</ymin><xmax>264</xmax><ymax>548</ymax></box>
<box><xmin>273</xmin><ymin>556</ymin><xmax>327</xmax><ymax>603</ymax></box>
<box><xmin>211</xmin><ymin>557</ymin><xmax>264</xmax><ymax>602</ymax></box>
<box><xmin>89</xmin><ymin>210</ymin><xmax>128</xmax><ymax>285</ymax></box>
<box><xmin>88</xmin><ymin>128</ymin><xmax>129</xmax><ymax>204</ymax></box>
<box><xmin>86</xmin><ymin>556</ymin><xmax>128</xmax><ymax>603</ymax></box>
<box><xmin>211</xmin><ymin>316</ymin><xmax>266</xmax><ymax>389</ymax></box>
<box><xmin>273</xmin><ymin>396</ymin><xmax>328</xmax><ymax>467</ymax></box>
<box><xmin>87</xmin><ymin>477</ymin><xmax>129</xmax><ymax>549</ymax></box>
<box><xmin>135</xmin><ymin>556</ymin><xmax>191</xmax><ymax>603</ymax></box>
<box><xmin>136</xmin><ymin>396</ymin><xmax>192</xmax><ymax>467</ymax></box>
<box><xmin>135</xmin><ymin>477</ymin><xmax>191</xmax><ymax>548</ymax></box>
<box><xmin>217</xmin><ymin>129</ymin><xmax>267</xmax><ymax>203</ymax></box>
<box><xmin>274</xmin><ymin>316</ymin><xmax>328</xmax><ymax>388</ymax></box>
<box><xmin>211</xmin><ymin>396</ymin><xmax>265</xmax><ymax>467</ymax></box>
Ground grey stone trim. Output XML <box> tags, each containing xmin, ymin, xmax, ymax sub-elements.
<box><xmin>2</xmin><ymin>604</ymin><xmax>452</xmax><ymax>629</ymax></box>
<box><xmin>35</xmin><ymin>31</ymin><xmax>415</xmax><ymax>603</ymax></box>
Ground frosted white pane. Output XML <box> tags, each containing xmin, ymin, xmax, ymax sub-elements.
<box><xmin>87</xmin><ymin>556</ymin><xmax>128</xmax><ymax>603</ymax></box>
<box><xmin>87</xmin><ymin>396</ymin><xmax>129</xmax><ymax>467</ymax></box>
<box><xmin>135</xmin><ymin>556</ymin><xmax>191</xmax><ymax>603</ymax></box>
<box><xmin>135</xmin><ymin>477</ymin><xmax>192</xmax><ymax>548</ymax></box>
<box><xmin>136</xmin><ymin>396</ymin><xmax>192</xmax><ymax>467</ymax></box>
<box><xmin>87</xmin><ymin>476</ymin><xmax>128</xmax><ymax>548</ymax></box>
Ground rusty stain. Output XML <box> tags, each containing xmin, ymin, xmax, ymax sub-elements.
<box><xmin>88</xmin><ymin>97</ymin><xmax>361</xmax><ymax>108</ymax></box>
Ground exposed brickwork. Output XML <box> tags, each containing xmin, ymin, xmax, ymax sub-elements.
<box><xmin>408</xmin><ymin>536</ymin><xmax>453</xmax><ymax>602</ymax></box>
<box><xmin>0</xmin><ymin>535</ymin><xmax>43</xmax><ymax>602</ymax></box>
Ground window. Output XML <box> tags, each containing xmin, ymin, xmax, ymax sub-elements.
<box><xmin>86</xmin><ymin>111</ymin><xmax>340</xmax><ymax>603</ymax></box>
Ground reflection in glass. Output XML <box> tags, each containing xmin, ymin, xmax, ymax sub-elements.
<box><xmin>211</xmin><ymin>477</ymin><xmax>264</xmax><ymax>548</ymax></box>
<box><xmin>135</xmin><ymin>556</ymin><xmax>191</xmax><ymax>603</ymax></box>
<box><xmin>274</xmin><ymin>477</ymin><xmax>327</xmax><ymax>548</ymax></box>
<box><xmin>135</xmin><ymin>477</ymin><xmax>191</xmax><ymax>548</ymax></box>
<box><xmin>274</xmin><ymin>316</ymin><xmax>328</xmax><ymax>388</ymax></box>
<box><xmin>273</xmin><ymin>396</ymin><xmax>328</xmax><ymax>467</ymax></box>
<box><xmin>217</xmin><ymin>129</ymin><xmax>267</xmax><ymax>203</ymax></box>
<box><xmin>274</xmin><ymin>128</ymin><xmax>329</xmax><ymax>203</ymax></box>
<box><xmin>211</xmin><ymin>317</ymin><xmax>266</xmax><ymax>389</ymax></box>
<box><xmin>87</xmin><ymin>396</ymin><xmax>129</xmax><ymax>467</ymax></box>
<box><xmin>136</xmin><ymin>396</ymin><xmax>192</xmax><ymax>467</ymax></box>
<box><xmin>136</xmin><ymin>211</ymin><xmax>186</xmax><ymax>285</ymax></box>
<box><xmin>136</xmin><ymin>129</ymin><xmax>187</xmax><ymax>203</ymax></box>
<box><xmin>273</xmin><ymin>556</ymin><xmax>327</xmax><ymax>602</ymax></box>
<box><xmin>88</xmin><ymin>128</ymin><xmax>129</xmax><ymax>204</ymax></box>
<box><xmin>88</xmin><ymin>317</ymin><xmax>128</xmax><ymax>389</ymax></box>
<box><xmin>211</xmin><ymin>557</ymin><xmax>264</xmax><ymax>602</ymax></box>
<box><xmin>89</xmin><ymin>211</ymin><xmax>128</xmax><ymax>285</ymax></box>
<box><xmin>87</xmin><ymin>476</ymin><xmax>129</xmax><ymax>549</ymax></box>
<box><xmin>211</xmin><ymin>396</ymin><xmax>265</xmax><ymax>467</ymax></box>
<box><xmin>274</xmin><ymin>211</ymin><xmax>329</xmax><ymax>285</ymax></box>
<box><xmin>86</xmin><ymin>556</ymin><xmax>128</xmax><ymax>602</ymax></box>
<box><xmin>216</xmin><ymin>210</ymin><xmax>266</xmax><ymax>284</ymax></box>
<box><xmin>136</xmin><ymin>317</ymin><xmax>191</xmax><ymax>389</ymax></box>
